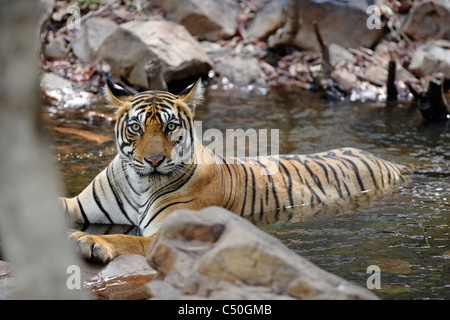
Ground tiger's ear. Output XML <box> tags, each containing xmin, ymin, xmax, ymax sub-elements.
<box><xmin>178</xmin><ymin>78</ymin><xmax>204</xmax><ymax>113</ymax></box>
<box><xmin>104</xmin><ymin>79</ymin><xmax>133</xmax><ymax>107</ymax></box>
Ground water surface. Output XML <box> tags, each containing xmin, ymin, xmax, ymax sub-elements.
<box><xmin>43</xmin><ymin>87</ymin><xmax>449</xmax><ymax>300</ymax></box>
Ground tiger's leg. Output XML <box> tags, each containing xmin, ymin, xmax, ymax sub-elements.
<box><xmin>70</xmin><ymin>232</ymin><xmax>155</xmax><ymax>263</ymax></box>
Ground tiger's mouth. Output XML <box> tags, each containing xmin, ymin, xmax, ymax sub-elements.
<box><xmin>130</xmin><ymin>158</ymin><xmax>181</xmax><ymax>178</ymax></box>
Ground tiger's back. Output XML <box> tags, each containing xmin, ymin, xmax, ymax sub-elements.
<box><xmin>213</xmin><ymin>147</ymin><xmax>410</xmax><ymax>221</ymax></box>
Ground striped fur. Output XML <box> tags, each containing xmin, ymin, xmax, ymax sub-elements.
<box><xmin>63</xmin><ymin>79</ymin><xmax>411</xmax><ymax>262</ymax></box>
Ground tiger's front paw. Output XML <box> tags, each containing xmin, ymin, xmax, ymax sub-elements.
<box><xmin>69</xmin><ymin>231</ymin><xmax>115</xmax><ymax>263</ymax></box>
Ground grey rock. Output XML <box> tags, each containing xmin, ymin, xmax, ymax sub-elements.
<box><xmin>403</xmin><ymin>0</ymin><xmax>450</xmax><ymax>42</ymax></box>
<box><xmin>44</xmin><ymin>35</ymin><xmax>68</xmax><ymax>59</ymax></box>
<box><xmin>156</xmin><ymin>0</ymin><xmax>239</xmax><ymax>41</ymax></box>
<box><xmin>215</xmin><ymin>55</ymin><xmax>267</xmax><ymax>88</ymax></box>
<box><xmin>247</xmin><ymin>0</ymin><xmax>289</xmax><ymax>40</ymax></box>
<box><xmin>71</xmin><ymin>17</ymin><xmax>118</xmax><ymax>63</ymax></box>
<box><xmin>98</xmin><ymin>20</ymin><xmax>213</xmax><ymax>89</ymax></box>
<box><xmin>146</xmin><ymin>207</ymin><xmax>380</xmax><ymax>300</ymax></box>
<box><xmin>409</xmin><ymin>40</ymin><xmax>450</xmax><ymax>78</ymax></box>
<box><xmin>266</xmin><ymin>0</ymin><xmax>383</xmax><ymax>52</ymax></box>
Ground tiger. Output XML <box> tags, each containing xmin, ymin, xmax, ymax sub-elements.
<box><xmin>62</xmin><ymin>79</ymin><xmax>412</xmax><ymax>263</ymax></box>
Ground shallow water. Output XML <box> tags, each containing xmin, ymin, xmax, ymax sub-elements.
<box><xmin>43</xmin><ymin>87</ymin><xmax>449</xmax><ymax>300</ymax></box>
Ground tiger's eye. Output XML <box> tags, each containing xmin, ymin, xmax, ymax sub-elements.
<box><xmin>128</xmin><ymin>123</ymin><xmax>141</xmax><ymax>134</ymax></box>
<box><xmin>167</xmin><ymin>123</ymin><xmax>177</xmax><ymax>131</ymax></box>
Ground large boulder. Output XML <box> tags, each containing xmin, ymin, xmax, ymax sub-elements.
<box><xmin>71</xmin><ymin>17</ymin><xmax>118</xmax><ymax>63</ymax></box>
<box><xmin>247</xmin><ymin>0</ymin><xmax>289</xmax><ymax>40</ymax></box>
<box><xmin>402</xmin><ymin>0</ymin><xmax>450</xmax><ymax>42</ymax></box>
<box><xmin>254</xmin><ymin>0</ymin><xmax>382</xmax><ymax>51</ymax></box>
<box><xmin>145</xmin><ymin>207</ymin><xmax>379</xmax><ymax>300</ymax></box>
<box><xmin>98</xmin><ymin>20</ymin><xmax>213</xmax><ymax>89</ymax></box>
<box><xmin>155</xmin><ymin>0</ymin><xmax>239</xmax><ymax>41</ymax></box>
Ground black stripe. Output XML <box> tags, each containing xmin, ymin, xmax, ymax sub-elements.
<box><xmin>249</xmin><ymin>166</ymin><xmax>257</xmax><ymax>215</ymax></box>
<box><xmin>313</xmin><ymin>159</ymin><xmax>331</xmax><ymax>184</ymax></box>
<box><xmin>300</xmin><ymin>158</ymin><xmax>326</xmax><ymax>196</ymax></box>
<box><xmin>334</xmin><ymin>162</ymin><xmax>351</xmax><ymax>196</ymax></box>
<box><xmin>239</xmin><ymin>163</ymin><xmax>248</xmax><ymax>216</ymax></box>
<box><xmin>359</xmin><ymin>157</ymin><xmax>379</xmax><ymax>189</ymax></box>
<box><xmin>141</xmin><ymin>164</ymin><xmax>197</xmax><ymax>222</ymax></box>
<box><xmin>110</xmin><ymin>163</ymin><xmax>140</xmax><ymax>212</ymax></box>
<box><xmin>326</xmin><ymin>163</ymin><xmax>344</xmax><ymax>198</ymax></box>
<box><xmin>279</xmin><ymin>160</ymin><xmax>294</xmax><ymax>207</ymax></box>
<box><xmin>220</xmin><ymin>156</ymin><xmax>234</xmax><ymax>210</ymax></box>
<box><xmin>106</xmin><ymin>166</ymin><xmax>134</xmax><ymax>224</ymax></box>
<box><xmin>339</xmin><ymin>157</ymin><xmax>366</xmax><ymax>192</ymax></box>
<box><xmin>76</xmin><ymin>197</ymin><xmax>89</xmax><ymax>224</ymax></box>
<box><xmin>92</xmin><ymin>179</ymin><xmax>114</xmax><ymax>224</ymax></box>
<box><xmin>143</xmin><ymin>199</ymin><xmax>194</xmax><ymax>229</ymax></box>
<box><xmin>367</xmin><ymin>156</ymin><xmax>385</xmax><ymax>188</ymax></box>
<box><xmin>304</xmin><ymin>179</ymin><xmax>322</xmax><ymax>205</ymax></box>
<box><xmin>259</xmin><ymin>197</ymin><xmax>264</xmax><ymax>220</ymax></box>
<box><xmin>257</xmin><ymin>159</ymin><xmax>280</xmax><ymax>211</ymax></box>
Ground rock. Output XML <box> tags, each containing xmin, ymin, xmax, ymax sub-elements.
<box><xmin>403</xmin><ymin>0</ymin><xmax>450</xmax><ymax>42</ymax></box>
<box><xmin>44</xmin><ymin>36</ymin><xmax>68</xmax><ymax>59</ymax></box>
<box><xmin>409</xmin><ymin>40</ymin><xmax>450</xmax><ymax>78</ymax></box>
<box><xmin>145</xmin><ymin>207</ymin><xmax>379</xmax><ymax>300</ymax></box>
<box><xmin>98</xmin><ymin>20</ymin><xmax>213</xmax><ymax>89</ymax></box>
<box><xmin>214</xmin><ymin>55</ymin><xmax>267</xmax><ymax>90</ymax></box>
<box><xmin>276</xmin><ymin>0</ymin><xmax>382</xmax><ymax>52</ymax></box>
<box><xmin>156</xmin><ymin>0</ymin><xmax>239</xmax><ymax>41</ymax></box>
<box><xmin>331</xmin><ymin>68</ymin><xmax>358</xmax><ymax>93</ymax></box>
<box><xmin>364</xmin><ymin>65</ymin><xmax>388</xmax><ymax>85</ymax></box>
<box><xmin>39</xmin><ymin>72</ymin><xmax>97</xmax><ymax>107</ymax></box>
<box><xmin>328</xmin><ymin>43</ymin><xmax>356</xmax><ymax>68</ymax></box>
<box><xmin>71</xmin><ymin>17</ymin><xmax>118</xmax><ymax>63</ymax></box>
<box><xmin>247</xmin><ymin>0</ymin><xmax>289</xmax><ymax>40</ymax></box>
<box><xmin>82</xmin><ymin>254</ymin><xmax>156</xmax><ymax>300</ymax></box>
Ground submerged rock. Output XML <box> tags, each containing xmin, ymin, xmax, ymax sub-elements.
<box><xmin>98</xmin><ymin>20</ymin><xmax>213</xmax><ymax>90</ymax></box>
<box><xmin>145</xmin><ymin>207</ymin><xmax>379</xmax><ymax>300</ymax></box>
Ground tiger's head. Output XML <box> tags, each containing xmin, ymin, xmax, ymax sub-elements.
<box><xmin>105</xmin><ymin>79</ymin><xmax>204</xmax><ymax>178</ymax></box>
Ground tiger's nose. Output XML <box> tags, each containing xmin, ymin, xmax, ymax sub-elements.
<box><xmin>144</xmin><ymin>156</ymin><xmax>165</xmax><ymax>167</ymax></box>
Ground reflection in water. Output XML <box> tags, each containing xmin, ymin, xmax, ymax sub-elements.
<box><xmin>43</xmin><ymin>88</ymin><xmax>449</xmax><ymax>300</ymax></box>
